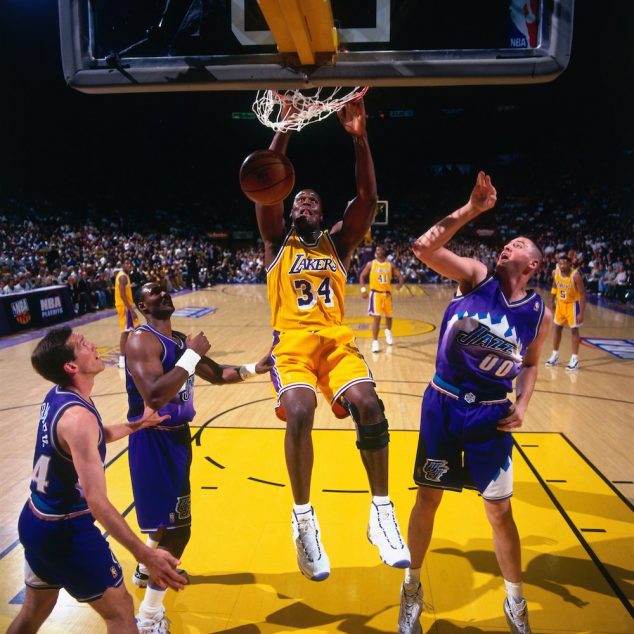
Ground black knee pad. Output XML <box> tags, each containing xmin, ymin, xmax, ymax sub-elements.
<box><xmin>356</xmin><ymin>418</ymin><xmax>390</xmax><ymax>451</ymax></box>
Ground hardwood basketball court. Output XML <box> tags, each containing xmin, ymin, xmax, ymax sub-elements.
<box><xmin>0</xmin><ymin>284</ymin><xmax>632</xmax><ymax>632</ymax></box>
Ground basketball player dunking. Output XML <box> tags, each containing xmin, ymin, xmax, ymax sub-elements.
<box><xmin>253</xmin><ymin>97</ymin><xmax>410</xmax><ymax>581</ymax></box>
<box><xmin>397</xmin><ymin>172</ymin><xmax>551</xmax><ymax>634</ymax></box>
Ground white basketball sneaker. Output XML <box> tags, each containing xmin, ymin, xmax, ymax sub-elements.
<box><xmin>385</xmin><ymin>329</ymin><xmax>394</xmax><ymax>346</ymax></box>
<box><xmin>136</xmin><ymin>606</ymin><xmax>171</xmax><ymax>634</ymax></box>
<box><xmin>565</xmin><ymin>356</ymin><xmax>580</xmax><ymax>371</ymax></box>
<box><xmin>504</xmin><ymin>597</ymin><xmax>532</xmax><ymax>634</ymax></box>
<box><xmin>132</xmin><ymin>563</ymin><xmax>149</xmax><ymax>588</ymax></box>
<box><xmin>367</xmin><ymin>501</ymin><xmax>410</xmax><ymax>568</ymax></box>
<box><xmin>544</xmin><ymin>352</ymin><xmax>559</xmax><ymax>367</ymax></box>
<box><xmin>371</xmin><ymin>340</ymin><xmax>380</xmax><ymax>353</ymax></box>
<box><xmin>292</xmin><ymin>507</ymin><xmax>330</xmax><ymax>581</ymax></box>
<box><xmin>398</xmin><ymin>582</ymin><xmax>423</xmax><ymax>634</ymax></box>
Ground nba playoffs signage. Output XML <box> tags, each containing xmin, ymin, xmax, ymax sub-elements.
<box><xmin>0</xmin><ymin>286</ymin><xmax>75</xmax><ymax>336</ymax></box>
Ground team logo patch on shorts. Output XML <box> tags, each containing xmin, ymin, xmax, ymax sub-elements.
<box><xmin>423</xmin><ymin>459</ymin><xmax>450</xmax><ymax>482</ymax></box>
<box><xmin>176</xmin><ymin>495</ymin><xmax>192</xmax><ymax>520</ymax></box>
<box><xmin>110</xmin><ymin>566</ymin><xmax>118</xmax><ymax>578</ymax></box>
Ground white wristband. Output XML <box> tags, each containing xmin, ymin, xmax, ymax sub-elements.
<box><xmin>238</xmin><ymin>362</ymin><xmax>257</xmax><ymax>380</ymax></box>
<box><xmin>175</xmin><ymin>349</ymin><xmax>201</xmax><ymax>375</ymax></box>
<box><xmin>360</xmin><ymin>286</ymin><xmax>367</xmax><ymax>294</ymax></box>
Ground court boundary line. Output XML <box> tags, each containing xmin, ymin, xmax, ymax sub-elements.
<box><xmin>514</xmin><ymin>435</ymin><xmax>634</xmax><ymax>619</ymax></box>
<box><xmin>559</xmin><ymin>434</ymin><xmax>634</xmax><ymax>512</ymax></box>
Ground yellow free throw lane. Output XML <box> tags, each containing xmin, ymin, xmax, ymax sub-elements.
<box><xmin>1</xmin><ymin>430</ymin><xmax>632</xmax><ymax>633</ymax></box>
<box><xmin>515</xmin><ymin>432</ymin><xmax>633</xmax><ymax>616</ymax></box>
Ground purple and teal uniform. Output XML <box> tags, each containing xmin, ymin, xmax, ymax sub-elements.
<box><xmin>414</xmin><ymin>275</ymin><xmax>545</xmax><ymax>500</ymax></box>
<box><xmin>126</xmin><ymin>324</ymin><xmax>195</xmax><ymax>532</ymax></box>
<box><xmin>18</xmin><ymin>386</ymin><xmax>123</xmax><ymax>602</ymax></box>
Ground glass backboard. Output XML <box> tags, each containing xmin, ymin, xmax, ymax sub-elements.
<box><xmin>59</xmin><ymin>0</ymin><xmax>574</xmax><ymax>93</ymax></box>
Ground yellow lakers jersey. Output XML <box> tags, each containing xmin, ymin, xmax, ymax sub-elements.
<box><xmin>551</xmin><ymin>267</ymin><xmax>580</xmax><ymax>303</ymax></box>
<box><xmin>267</xmin><ymin>229</ymin><xmax>346</xmax><ymax>330</ymax></box>
<box><xmin>369</xmin><ymin>259</ymin><xmax>392</xmax><ymax>292</ymax></box>
<box><xmin>114</xmin><ymin>271</ymin><xmax>133</xmax><ymax>307</ymax></box>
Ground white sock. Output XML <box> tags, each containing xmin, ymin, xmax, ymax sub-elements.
<box><xmin>118</xmin><ymin>355</ymin><xmax>125</xmax><ymax>366</ymax></box>
<box><xmin>552</xmin><ymin>350</ymin><xmax>559</xmax><ymax>357</ymax></box>
<box><xmin>139</xmin><ymin>586</ymin><xmax>167</xmax><ymax>618</ymax></box>
<box><xmin>385</xmin><ymin>328</ymin><xmax>392</xmax><ymax>335</ymax></box>
<box><xmin>146</xmin><ymin>536</ymin><xmax>160</xmax><ymax>548</ymax></box>
<box><xmin>372</xmin><ymin>495</ymin><xmax>390</xmax><ymax>506</ymax></box>
<box><xmin>293</xmin><ymin>502</ymin><xmax>312</xmax><ymax>515</ymax></box>
<box><xmin>504</xmin><ymin>579</ymin><xmax>524</xmax><ymax>603</ymax></box>
<box><xmin>570</xmin><ymin>354</ymin><xmax>578</xmax><ymax>362</ymax></box>
<box><xmin>405</xmin><ymin>567</ymin><xmax>421</xmax><ymax>588</ymax></box>
<box><xmin>138</xmin><ymin>536</ymin><xmax>160</xmax><ymax>574</ymax></box>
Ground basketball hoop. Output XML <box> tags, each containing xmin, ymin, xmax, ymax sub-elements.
<box><xmin>252</xmin><ymin>86</ymin><xmax>369</xmax><ymax>132</ymax></box>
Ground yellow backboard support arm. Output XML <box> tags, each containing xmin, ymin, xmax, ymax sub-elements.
<box><xmin>257</xmin><ymin>0</ymin><xmax>338</xmax><ymax>66</ymax></box>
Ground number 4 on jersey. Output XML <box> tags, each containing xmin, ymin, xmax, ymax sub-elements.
<box><xmin>294</xmin><ymin>277</ymin><xmax>334</xmax><ymax>310</ymax></box>
<box><xmin>31</xmin><ymin>454</ymin><xmax>51</xmax><ymax>494</ymax></box>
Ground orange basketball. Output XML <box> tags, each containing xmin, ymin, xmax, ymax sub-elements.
<box><xmin>239</xmin><ymin>150</ymin><xmax>295</xmax><ymax>205</ymax></box>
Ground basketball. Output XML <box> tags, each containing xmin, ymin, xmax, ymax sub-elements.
<box><xmin>239</xmin><ymin>149</ymin><xmax>295</xmax><ymax>205</ymax></box>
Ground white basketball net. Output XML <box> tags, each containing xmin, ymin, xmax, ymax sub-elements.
<box><xmin>252</xmin><ymin>86</ymin><xmax>369</xmax><ymax>132</ymax></box>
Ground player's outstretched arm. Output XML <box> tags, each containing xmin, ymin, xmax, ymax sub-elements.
<box><xmin>57</xmin><ymin>407</ymin><xmax>185</xmax><ymax>591</ymax></box>
<box><xmin>255</xmin><ymin>104</ymin><xmax>296</xmax><ymax>265</ymax></box>
<box><xmin>103</xmin><ymin>406</ymin><xmax>171</xmax><ymax>443</ymax></box>
<box><xmin>196</xmin><ymin>350</ymin><xmax>273</xmax><ymax>384</ymax></box>
<box><xmin>497</xmin><ymin>307</ymin><xmax>552</xmax><ymax>432</ymax></box>
<box><xmin>331</xmin><ymin>98</ymin><xmax>378</xmax><ymax>265</ymax></box>
<box><xmin>412</xmin><ymin>171</ymin><xmax>496</xmax><ymax>291</ymax></box>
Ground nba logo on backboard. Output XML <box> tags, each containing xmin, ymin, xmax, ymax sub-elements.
<box><xmin>509</xmin><ymin>0</ymin><xmax>538</xmax><ymax>48</ymax></box>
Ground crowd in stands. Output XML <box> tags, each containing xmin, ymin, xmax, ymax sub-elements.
<box><xmin>1</xmin><ymin>156</ymin><xmax>632</xmax><ymax>315</ymax></box>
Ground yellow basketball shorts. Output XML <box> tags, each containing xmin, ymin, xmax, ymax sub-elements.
<box><xmin>554</xmin><ymin>300</ymin><xmax>582</xmax><ymax>328</ymax></box>
<box><xmin>270</xmin><ymin>326</ymin><xmax>374</xmax><ymax>421</ymax></box>
<box><xmin>116</xmin><ymin>305</ymin><xmax>140</xmax><ymax>332</ymax></box>
<box><xmin>368</xmin><ymin>290</ymin><xmax>393</xmax><ymax>317</ymax></box>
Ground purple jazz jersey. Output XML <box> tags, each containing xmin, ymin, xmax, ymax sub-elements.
<box><xmin>414</xmin><ymin>275</ymin><xmax>545</xmax><ymax>499</ymax></box>
<box><xmin>20</xmin><ymin>387</ymin><xmax>123</xmax><ymax>602</ymax></box>
<box><xmin>126</xmin><ymin>324</ymin><xmax>195</xmax><ymax>426</ymax></box>
<box><xmin>29</xmin><ymin>386</ymin><xmax>105</xmax><ymax>516</ymax></box>
<box><xmin>126</xmin><ymin>325</ymin><xmax>194</xmax><ymax>532</ymax></box>
<box><xmin>436</xmin><ymin>276</ymin><xmax>545</xmax><ymax>395</ymax></box>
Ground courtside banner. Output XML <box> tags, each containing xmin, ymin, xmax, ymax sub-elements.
<box><xmin>582</xmin><ymin>337</ymin><xmax>634</xmax><ymax>360</ymax></box>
